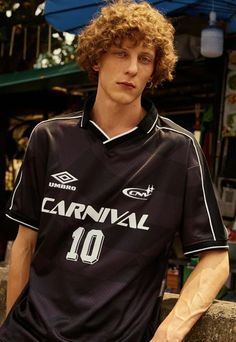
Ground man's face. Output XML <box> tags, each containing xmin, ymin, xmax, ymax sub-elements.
<box><xmin>93</xmin><ymin>39</ymin><xmax>155</xmax><ymax>105</ymax></box>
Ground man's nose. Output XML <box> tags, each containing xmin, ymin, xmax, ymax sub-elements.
<box><xmin>126</xmin><ymin>57</ymin><xmax>138</xmax><ymax>75</ymax></box>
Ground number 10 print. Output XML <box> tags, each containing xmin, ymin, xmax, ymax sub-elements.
<box><xmin>66</xmin><ymin>227</ymin><xmax>105</xmax><ymax>264</ymax></box>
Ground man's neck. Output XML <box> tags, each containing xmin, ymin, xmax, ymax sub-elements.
<box><xmin>90</xmin><ymin>95</ymin><xmax>146</xmax><ymax>138</ymax></box>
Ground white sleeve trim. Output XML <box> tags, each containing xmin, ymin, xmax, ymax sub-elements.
<box><xmin>6</xmin><ymin>213</ymin><xmax>39</xmax><ymax>231</ymax></box>
<box><xmin>184</xmin><ymin>245</ymin><xmax>229</xmax><ymax>255</ymax></box>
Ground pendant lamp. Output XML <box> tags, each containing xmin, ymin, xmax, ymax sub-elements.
<box><xmin>201</xmin><ymin>10</ymin><xmax>224</xmax><ymax>58</ymax></box>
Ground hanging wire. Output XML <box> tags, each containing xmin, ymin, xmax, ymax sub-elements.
<box><xmin>48</xmin><ymin>24</ymin><xmax>52</xmax><ymax>54</ymax></box>
<box><xmin>36</xmin><ymin>25</ymin><xmax>40</xmax><ymax>58</ymax></box>
<box><xmin>9</xmin><ymin>25</ymin><xmax>16</xmax><ymax>56</ymax></box>
<box><xmin>23</xmin><ymin>27</ymin><xmax>27</xmax><ymax>60</ymax></box>
<box><xmin>1</xmin><ymin>43</ymin><xmax>3</xmax><ymax>57</ymax></box>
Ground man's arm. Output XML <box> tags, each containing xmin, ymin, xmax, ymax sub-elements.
<box><xmin>151</xmin><ymin>249</ymin><xmax>229</xmax><ymax>342</ymax></box>
<box><xmin>6</xmin><ymin>225</ymin><xmax>38</xmax><ymax>316</ymax></box>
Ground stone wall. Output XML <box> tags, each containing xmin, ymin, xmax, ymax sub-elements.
<box><xmin>0</xmin><ymin>267</ymin><xmax>236</xmax><ymax>341</ymax></box>
<box><xmin>0</xmin><ymin>265</ymin><xmax>8</xmax><ymax>325</ymax></box>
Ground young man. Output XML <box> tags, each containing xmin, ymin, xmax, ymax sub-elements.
<box><xmin>0</xmin><ymin>1</ymin><xmax>229</xmax><ymax>341</ymax></box>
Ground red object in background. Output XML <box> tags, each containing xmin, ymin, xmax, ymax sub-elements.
<box><xmin>228</xmin><ymin>228</ymin><xmax>236</xmax><ymax>241</ymax></box>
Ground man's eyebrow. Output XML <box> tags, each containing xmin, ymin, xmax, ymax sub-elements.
<box><xmin>110</xmin><ymin>46</ymin><xmax>155</xmax><ymax>58</ymax></box>
<box><xmin>113</xmin><ymin>46</ymin><xmax>127</xmax><ymax>50</ymax></box>
<box><xmin>141</xmin><ymin>51</ymin><xmax>155</xmax><ymax>58</ymax></box>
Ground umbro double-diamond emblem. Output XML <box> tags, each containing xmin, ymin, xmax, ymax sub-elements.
<box><xmin>49</xmin><ymin>171</ymin><xmax>78</xmax><ymax>191</ymax></box>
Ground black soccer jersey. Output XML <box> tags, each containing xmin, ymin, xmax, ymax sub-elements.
<box><xmin>1</xmin><ymin>97</ymin><xmax>228</xmax><ymax>342</ymax></box>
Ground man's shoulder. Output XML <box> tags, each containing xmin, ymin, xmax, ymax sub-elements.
<box><xmin>33</xmin><ymin>111</ymin><xmax>83</xmax><ymax>134</ymax></box>
<box><xmin>157</xmin><ymin>115</ymin><xmax>195</xmax><ymax>142</ymax></box>
<box><xmin>26</xmin><ymin>111</ymin><xmax>84</xmax><ymax>148</ymax></box>
<box><xmin>41</xmin><ymin>111</ymin><xmax>83</xmax><ymax>127</ymax></box>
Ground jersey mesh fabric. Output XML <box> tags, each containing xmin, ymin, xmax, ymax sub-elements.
<box><xmin>1</xmin><ymin>98</ymin><xmax>228</xmax><ymax>341</ymax></box>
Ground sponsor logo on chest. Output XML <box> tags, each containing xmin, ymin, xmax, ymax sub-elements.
<box><xmin>41</xmin><ymin>197</ymin><xmax>150</xmax><ymax>231</ymax></box>
<box><xmin>122</xmin><ymin>185</ymin><xmax>155</xmax><ymax>200</ymax></box>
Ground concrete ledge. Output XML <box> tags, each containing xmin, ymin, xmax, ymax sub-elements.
<box><xmin>0</xmin><ymin>266</ymin><xmax>8</xmax><ymax>325</ymax></box>
<box><xmin>0</xmin><ymin>267</ymin><xmax>236</xmax><ymax>341</ymax></box>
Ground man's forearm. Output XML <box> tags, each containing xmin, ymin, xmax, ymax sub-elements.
<box><xmin>6</xmin><ymin>241</ymin><xmax>32</xmax><ymax>315</ymax></box>
<box><xmin>6</xmin><ymin>226</ymin><xmax>37</xmax><ymax>316</ymax></box>
<box><xmin>151</xmin><ymin>250</ymin><xmax>229</xmax><ymax>342</ymax></box>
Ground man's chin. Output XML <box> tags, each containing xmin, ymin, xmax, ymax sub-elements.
<box><xmin>111</xmin><ymin>93</ymin><xmax>141</xmax><ymax>106</ymax></box>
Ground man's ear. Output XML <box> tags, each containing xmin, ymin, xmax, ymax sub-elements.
<box><xmin>92</xmin><ymin>64</ymin><xmax>100</xmax><ymax>72</ymax></box>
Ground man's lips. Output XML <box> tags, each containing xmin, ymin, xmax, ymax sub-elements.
<box><xmin>117</xmin><ymin>81</ymin><xmax>135</xmax><ymax>88</ymax></box>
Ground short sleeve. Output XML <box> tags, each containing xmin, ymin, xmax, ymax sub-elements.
<box><xmin>180</xmin><ymin>138</ymin><xmax>228</xmax><ymax>256</ymax></box>
<box><xmin>6</xmin><ymin>124</ymin><xmax>48</xmax><ymax>231</ymax></box>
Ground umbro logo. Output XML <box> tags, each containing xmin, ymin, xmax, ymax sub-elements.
<box><xmin>122</xmin><ymin>185</ymin><xmax>155</xmax><ymax>200</ymax></box>
<box><xmin>51</xmin><ymin>171</ymin><xmax>78</xmax><ymax>184</ymax></box>
<box><xmin>49</xmin><ymin>171</ymin><xmax>78</xmax><ymax>191</ymax></box>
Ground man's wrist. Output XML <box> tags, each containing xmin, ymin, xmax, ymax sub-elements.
<box><xmin>150</xmin><ymin>314</ymin><xmax>185</xmax><ymax>342</ymax></box>
<box><xmin>150</xmin><ymin>327</ymin><xmax>183</xmax><ymax>342</ymax></box>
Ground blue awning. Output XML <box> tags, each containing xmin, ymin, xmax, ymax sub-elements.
<box><xmin>44</xmin><ymin>0</ymin><xmax>236</xmax><ymax>33</ymax></box>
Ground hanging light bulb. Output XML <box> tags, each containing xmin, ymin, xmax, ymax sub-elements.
<box><xmin>201</xmin><ymin>10</ymin><xmax>224</xmax><ymax>58</ymax></box>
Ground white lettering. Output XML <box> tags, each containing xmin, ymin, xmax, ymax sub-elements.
<box><xmin>41</xmin><ymin>197</ymin><xmax>150</xmax><ymax>230</ymax></box>
<box><xmin>65</xmin><ymin>202</ymin><xmax>85</xmax><ymax>219</ymax></box>
<box><xmin>82</xmin><ymin>206</ymin><xmax>105</xmax><ymax>221</ymax></box>
<box><xmin>130</xmin><ymin>190</ymin><xmax>149</xmax><ymax>198</ymax></box>
<box><xmin>41</xmin><ymin>197</ymin><xmax>55</xmax><ymax>213</ymax></box>
<box><xmin>110</xmin><ymin>209</ymin><xmax>130</xmax><ymax>224</ymax></box>
<box><xmin>98</xmin><ymin>208</ymin><xmax>111</xmax><ymax>223</ymax></box>
<box><xmin>137</xmin><ymin>214</ymin><xmax>149</xmax><ymax>230</ymax></box>
<box><xmin>117</xmin><ymin>213</ymin><xmax>137</xmax><ymax>228</ymax></box>
<box><xmin>49</xmin><ymin>182</ymin><xmax>76</xmax><ymax>191</ymax></box>
<box><xmin>50</xmin><ymin>200</ymin><xmax>65</xmax><ymax>215</ymax></box>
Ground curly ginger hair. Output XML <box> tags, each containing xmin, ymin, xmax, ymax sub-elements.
<box><xmin>77</xmin><ymin>0</ymin><xmax>177</xmax><ymax>87</ymax></box>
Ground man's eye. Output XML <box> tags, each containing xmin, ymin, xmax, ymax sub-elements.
<box><xmin>139</xmin><ymin>56</ymin><xmax>152</xmax><ymax>64</ymax></box>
